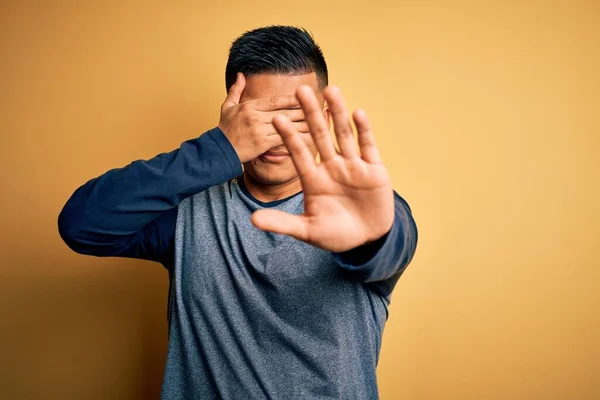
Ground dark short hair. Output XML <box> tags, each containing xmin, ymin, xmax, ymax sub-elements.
<box><xmin>225</xmin><ymin>25</ymin><xmax>328</xmax><ymax>92</ymax></box>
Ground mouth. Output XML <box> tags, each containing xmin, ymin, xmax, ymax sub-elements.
<box><xmin>259</xmin><ymin>150</ymin><xmax>290</xmax><ymax>163</ymax></box>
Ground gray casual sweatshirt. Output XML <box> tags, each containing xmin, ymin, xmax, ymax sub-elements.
<box><xmin>57</xmin><ymin>127</ymin><xmax>418</xmax><ymax>399</ymax></box>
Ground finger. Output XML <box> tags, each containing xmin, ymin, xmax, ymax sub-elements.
<box><xmin>272</xmin><ymin>114</ymin><xmax>316</xmax><ymax>177</ymax></box>
<box><xmin>324</xmin><ymin>86</ymin><xmax>358</xmax><ymax>159</ymax></box>
<box><xmin>251</xmin><ymin>209</ymin><xmax>310</xmax><ymax>242</ymax></box>
<box><xmin>293</xmin><ymin>121</ymin><xmax>309</xmax><ymax>133</ymax></box>
<box><xmin>254</xmin><ymin>125</ymin><xmax>285</xmax><ymax>147</ymax></box>
<box><xmin>262</xmin><ymin>121</ymin><xmax>309</xmax><ymax>136</ymax></box>
<box><xmin>266</xmin><ymin>133</ymin><xmax>284</xmax><ymax>148</ymax></box>
<box><xmin>222</xmin><ymin>73</ymin><xmax>246</xmax><ymax>109</ymax></box>
<box><xmin>353</xmin><ymin>109</ymin><xmax>381</xmax><ymax>163</ymax></box>
<box><xmin>297</xmin><ymin>85</ymin><xmax>337</xmax><ymax>162</ymax></box>
<box><xmin>252</xmin><ymin>95</ymin><xmax>300</xmax><ymax>111</ymax></box>
<box><xmin>259</xmin><ymin>108</ymin><xmax>305</xmax><ymax>123</ymax></box>
<box><xmin>279</xmin><ymin>108</ymin><xmax>305</xmax><ymax>122</ymax></box>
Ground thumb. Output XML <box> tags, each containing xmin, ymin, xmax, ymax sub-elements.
<box><xmin>251</xmin><ymin>209</ymin><xmax>309</xmax><ymax>241</ymax></box>
<box><xmin>222</xmin><ymin>72</ymin><xmax>246</xmax><ymax>109</ymax></box>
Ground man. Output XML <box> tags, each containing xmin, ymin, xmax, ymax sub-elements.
<box><xmin>58</xmin><ymin>26</ymin><xmax>418</xmax><ymax>399</ymax></box>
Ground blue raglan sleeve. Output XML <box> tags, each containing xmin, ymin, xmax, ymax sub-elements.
<box><xmin>332</xmin><ymin>191</ymin><xmax>418</xmax><ymax>297</ymax></box>
<box><xmin>57</xmin><ymin>127</ymin><xmax>242</xmax><ymax>269</ymax></box>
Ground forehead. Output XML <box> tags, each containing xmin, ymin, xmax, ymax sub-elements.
<box><xmin>240</xmin><ymin>72</ymin><xmax>321</xmax><ymax>103</ymax></box>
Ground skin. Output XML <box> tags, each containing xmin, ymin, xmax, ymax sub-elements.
<box><xmin>219</xmin><ymin>72</ymin><xmax>395</xmax><ymax>252</ymax></box>
<box><xmin>239</xmin><ymin>73</ymin><xmax>328</xmax><ymax>202</ymax></box>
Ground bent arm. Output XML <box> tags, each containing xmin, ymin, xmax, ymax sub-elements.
<box><xmin>57</xmin><ymin>127</ymin><xmax>242</xmax><ymax>268</ymax></box>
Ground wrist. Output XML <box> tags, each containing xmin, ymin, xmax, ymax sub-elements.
<box><xmin>216</xmin><ymin>125</ymin><xmax>245</xmax><ymax>163</ymax></box>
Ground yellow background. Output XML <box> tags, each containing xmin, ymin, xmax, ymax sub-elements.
<box><xmin>1</xmin><ymin>1</ymin><xmax>598</xmax><ymax>399</ymax></box>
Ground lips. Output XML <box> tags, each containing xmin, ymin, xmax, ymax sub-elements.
<box><xmin>259</xmin><ymin>150</ymin><xmax>290</xmax><ymax>163</ymax></box>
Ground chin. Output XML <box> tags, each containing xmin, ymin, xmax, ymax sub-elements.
<box><xmin>244</xmin><ymin>159</ymin><xmax>298</xmax><ymax>186</ymax></box>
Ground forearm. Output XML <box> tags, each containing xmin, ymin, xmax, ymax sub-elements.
<box><xmin>58</xmin><ymin>127</ymin><xmax>242</xmax><ymax>255</ymax></box>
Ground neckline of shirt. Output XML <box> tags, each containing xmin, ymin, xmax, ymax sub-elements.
<box><xmin>234</xmin><ymin>175</ymin><xmax>303</xmax><ymax>208</ymax></box>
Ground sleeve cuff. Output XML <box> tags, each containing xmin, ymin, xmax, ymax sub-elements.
<box><xmin>332</xmin><ymin>214</ymin><xmax>398</xmax><ymax>268</ymax></box>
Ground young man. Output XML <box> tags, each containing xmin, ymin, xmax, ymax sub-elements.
<box><xmin>58</xmin><ymin>26</ymin><xmax>418</xmax><ymax>399</ymax></box>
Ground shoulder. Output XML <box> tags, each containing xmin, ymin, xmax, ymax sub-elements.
<box><xmin>179</xmin><ymin>179</ymin><xmax>236</xmax><ymax>212</ymax></box>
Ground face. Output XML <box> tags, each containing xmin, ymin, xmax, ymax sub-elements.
<box><xmin>240</xmin><ymin>72</ymin><xmax>329</xmax><ymax>186</ymax></box>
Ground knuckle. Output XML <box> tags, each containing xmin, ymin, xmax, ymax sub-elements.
<box><xmin>337</xmin><ymin>128</ymin><xmax>351</xmax><ymax>137</ymax></box>
<box><xmin>251</xmin><ymin>125</ymin><xmax>262</xmax><ymax>136</ymax></box>
<box><xmin>313</xmin><ymin>127</ymin><xmax>329</xmax><ymax>139</ymax></box>
<box><xmin>252</xmin><ymin>135</ymin><xmax>263</xmax><ymax>147</ymax></box>
<box><xmin>240</xmin><ymin>102</ymin><xmax>251</xmax><ymax>113</ymax></box>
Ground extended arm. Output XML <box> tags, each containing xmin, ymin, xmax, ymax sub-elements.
<box><xmin>251</xmin><ymin>85</ymin><xmax>419</xmax><ymax>297</ymax></box>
